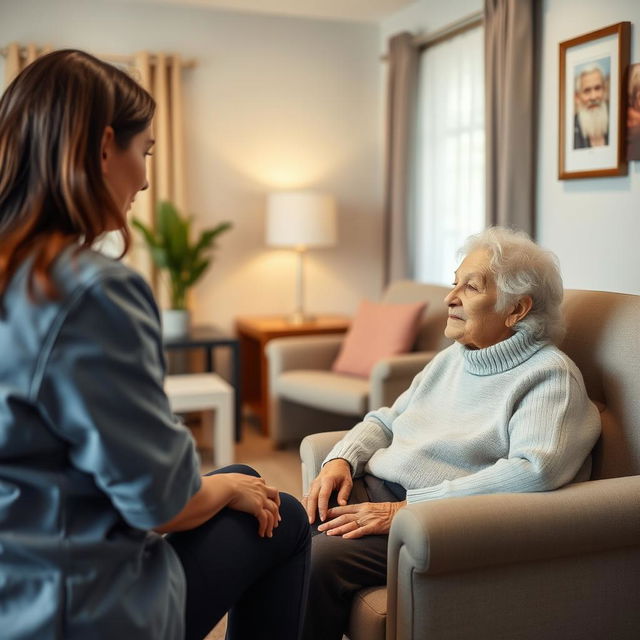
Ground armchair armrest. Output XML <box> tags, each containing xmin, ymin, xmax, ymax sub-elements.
<box><xmin>267</xmin><ymin>334</ymin><xmax>344</xmax><ymax>377</ymax></box>
<box><xmin>300</xmin><ymin>430</ymin><xmax>349</xmax><ymax>494</ymax></box>
<box><xmin>385</xmin><ymin>476</ymin><xmax>640</xmax><ymax>640</ymax></box>
<box><xmin>388</xmin><ymin>475</ymin><xmax>640</xmax><ymax>577</ymax></box>
<box><xmin>369</xmin><ymin>351</ymin><xmax>438</xmax><ymax>409</ymax></box>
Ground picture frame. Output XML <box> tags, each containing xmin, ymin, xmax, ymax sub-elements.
<box><xmin>626</xmin><ymin>63</ymin><xmax>640</xmax><ymax>161</ymax></box>
<box><xmin>558</xmin><ymin>22</ymin><xmax>630</xmax><ymax>180</ymax></box>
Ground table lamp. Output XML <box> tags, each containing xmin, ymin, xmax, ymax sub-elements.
<box><xmin>266</xmin><ymin>191</ymin><xmax>337</xmax><ymax>324</ymax></box>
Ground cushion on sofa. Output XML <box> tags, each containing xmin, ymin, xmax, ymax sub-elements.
<box><xmin>275</xmin><ymin>370</ymin><xmax>370</xmax><ymax>415</ymax></box>
<box><xmin>332</xmin><ymin>299</ymin><xmax>427</xmax><ymax>377</ymax></box>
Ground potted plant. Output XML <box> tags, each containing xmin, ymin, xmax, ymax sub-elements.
<box><xmin>132</xmin><ymin>200</ymin><xmax>232</xmax><ymax>339</ymax></box>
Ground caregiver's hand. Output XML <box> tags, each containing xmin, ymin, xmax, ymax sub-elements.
<box><xmin>226</xmin><ymin>473</ymin><xmax>282</xmax><ymax>538</ymax></box>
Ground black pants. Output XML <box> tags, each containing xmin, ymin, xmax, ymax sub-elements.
<box><xmin>167</xmin><ymin>464</ymin><xmax>311</xmax><ymax>640</ymax></box>
<box><xmin>302</xmin><ymin>475</ymin><xmax>405</xmax><ymax>640</ymax></box>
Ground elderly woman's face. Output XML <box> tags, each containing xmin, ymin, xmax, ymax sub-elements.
<box><xmin>444</xmin><ymin>249</ymin><xmax>514</xmax><ymax>350</ymax></box>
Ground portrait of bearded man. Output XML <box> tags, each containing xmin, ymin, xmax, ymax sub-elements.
<box><xmin>573</xmin><ymin>62</ymin><xmax>610</xmax><ymax>149</ymax></box>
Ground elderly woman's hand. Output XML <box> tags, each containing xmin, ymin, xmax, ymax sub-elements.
<box><xmin>304</xmin><ymin>458</ymin><xmax>353</xmax><ymax>524</ymax></box>
<box><xmin>317</xmin><ymin>501</ymin><xmax>406</xmax><ymax>538</ymax></box>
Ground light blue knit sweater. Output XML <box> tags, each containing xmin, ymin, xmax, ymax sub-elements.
<box><xmin>325</xmin><ymin>327</ymin><xmax>601</xmax><ymax>504</ymax></box>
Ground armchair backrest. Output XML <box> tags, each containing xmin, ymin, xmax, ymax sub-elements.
<box><xmin>382</xmin><ymin>280</ymin><xmax>452</xmax><ymax>352</ymax></box>
<box><xmin>378</xmin><ymin>284</ymin><xmax>640</xmax><ymax>480</ymax></box>
<box><xmin>559</xmin><ymin>289</ymin><xmax>640</xmax><ymax>480</ymax></box>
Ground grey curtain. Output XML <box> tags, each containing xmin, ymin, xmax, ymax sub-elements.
<box><xmin>484</xmin><ymin>0</ymin><xmax>537</xmax><ymax>235</ymax></box>
<box><xmin>383</xmin><ymin>32</ymin><xmax>419</xmax><ymax>285</ymax></box>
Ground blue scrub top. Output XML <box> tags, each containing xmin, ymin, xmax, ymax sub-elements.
<box><xmin>0</xmin><ymin>247</ymin><xmax>202</xmax><ymax>639</ymax></box>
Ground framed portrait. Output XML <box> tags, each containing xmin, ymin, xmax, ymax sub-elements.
<box><xmin>558</xmin><ymin>22</ymin><xmax>630</xmax><ymax>179</ymax></box>
<box><xmin>626</xmin><ymin>63</ymin><xmax>640</xmax><ymax>161</ymax></box>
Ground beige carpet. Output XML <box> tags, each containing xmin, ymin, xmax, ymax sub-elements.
<box><xmin>191</xmin><ymin>418</ymin><xmax>302</xmax><ymax>639</ymax></box>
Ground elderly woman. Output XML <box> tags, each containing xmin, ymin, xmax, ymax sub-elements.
<box><xmin>302</xmin><ymin>227</ymin><xmax>601</xmax><ymax>640</ymax></box>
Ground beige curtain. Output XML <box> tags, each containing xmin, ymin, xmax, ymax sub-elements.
<box><xmin>3</xmin><ymin>42</ymin><xmax>52</xmax><ymax>85</ymax></box>
<box><xmin>484</xmin><ymin>0</ymin><xmax>536</xmax><ymax>235</ymax></box>
<box><xmin>383</xmin><ymin>32</ymin><xmax>419</xmax><ymax>286</ymax></box>
<box><xmin>129</xmin><ymin>52</ymin><xmax>187</xmax><ymax>301</ymax></box>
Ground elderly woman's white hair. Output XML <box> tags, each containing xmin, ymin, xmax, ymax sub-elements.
<box><xmin>460</xmin><ymin>227</ymin><xmax>565</xmax><ymax>343</ymax></box>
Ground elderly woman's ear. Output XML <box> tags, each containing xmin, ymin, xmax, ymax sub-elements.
<box><xmin>505</xmin><ymin>296</ymin><xmax>533</xmax><ymax>328</ymax></box>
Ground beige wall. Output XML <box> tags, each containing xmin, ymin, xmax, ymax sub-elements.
<box><xmin>537</xmin><ymin>0</ymin><xmax>640</xmax><ymax>295</ymax></box>
<box><xmin>0</xmin><ymin>0</ymin><xmax>385</xmax><ymax>331</ymax></box>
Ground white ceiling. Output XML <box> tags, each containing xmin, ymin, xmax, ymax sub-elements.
<box><xmin>114</xmin><ymin>0</ymin><xmax>417</xmax><ymax>23</ymax></box>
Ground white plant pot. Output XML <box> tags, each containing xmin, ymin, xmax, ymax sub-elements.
<box><xmin>161</xmin><ymin>309</ymin><xmax>190</xmax><ymax>340</ymax></box>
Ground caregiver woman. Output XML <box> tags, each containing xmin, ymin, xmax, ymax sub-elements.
<box><xmin>0</xmin><ymin>50</ymin><xmax>309</xmax><ymax>640</ymax></box>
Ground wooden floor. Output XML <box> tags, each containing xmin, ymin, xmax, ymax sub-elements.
<box><xmin>198</xmin><ymin>417</ymin><xmax>302</xmax><ymax>498</ymax></box>
<box><xmin>192</xmin><ymin>416</ymin><xmax>302</xmax><ymax>639</ymax></box>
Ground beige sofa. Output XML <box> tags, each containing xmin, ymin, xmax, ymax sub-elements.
<box><xmin>266</xmin><ymin>281</ymin><xmax>452</xmax><ymax>447</ymax></box>
<box><xmin>300</xmin><ymin>289</ymin><xmax>640</xmax><ymax>640</ymax></box>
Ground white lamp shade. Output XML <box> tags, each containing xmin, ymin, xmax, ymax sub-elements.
<box><xmin>266</xmin><ymin>192</ymin><xmax>337</xmax><ymax>249</ymax></box>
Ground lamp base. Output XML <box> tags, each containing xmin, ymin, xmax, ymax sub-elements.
<box><xmin>286</xmin><ymin>311</ymin><xmax>316</xmax><ymax>325</ymax></box>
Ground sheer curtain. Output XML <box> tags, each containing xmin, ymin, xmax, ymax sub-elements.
<box><xmin>412</xmin><ymin>26</ymin><xmax>485</xmax><ymax>285</ymax></box>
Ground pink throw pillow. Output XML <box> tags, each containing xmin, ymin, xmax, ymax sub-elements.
<box><xmin>332</xmin><ymin>299</ymin><xmax>427</xmax><ymax>378</ymax></box>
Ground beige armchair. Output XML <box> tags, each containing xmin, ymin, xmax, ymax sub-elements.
<box><xmin>266</xmin><ymin>281</ymin><xmax>451</xmax><ymax>447</ymax></box>
<box><xmin>300</xmin><ymin>289</ymin><xmax>640</xmax><ymax>640</ymax></box>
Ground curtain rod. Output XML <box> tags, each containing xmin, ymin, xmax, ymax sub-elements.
<box><xmin>0</xmin><ymin>45</ymin><xmax>196</xmax><ymax>69</ymax></box>
<box><xmin>103</xmin><ymin>51</ymin><xmax>197</xmax><ymax>69</ymax></box>
<box><xmin>381</xmin><ymin>10</ymin><xmax>484</xmax><ymax>60</ymax></box>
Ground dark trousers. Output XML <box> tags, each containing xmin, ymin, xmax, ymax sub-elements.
<box><xmin>302</xmin><ymin>475</ymin><xmax>404</xmax><ymax>640</ymax></box>
<box><xmin>167</xmin><ymin>464</ymin><xmax>311</xmax><ymax>640</ymax></box>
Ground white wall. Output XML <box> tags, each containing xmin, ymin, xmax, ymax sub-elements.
<box><xmin>0</xmin><ymin>0</ymin><xmax>384</xmax><ymax>330</ymax></box>
<box><xmin>538</xmin><ymin>0</ymin><xmax>640</xmax><ymax>295</ymax></box>
<box><xmin>381</xmin><ymin>0</ymin><xmax>640</xmax><ymax>296</ymax></box>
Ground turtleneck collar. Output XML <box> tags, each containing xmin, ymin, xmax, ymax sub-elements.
<box><xmin>462</xmin><ymin>326</ymin><xmax>547</xmax><ymax>376</ymax></box>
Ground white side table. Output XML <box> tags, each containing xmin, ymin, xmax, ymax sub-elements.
<box><xmin>165</xmin><ymin>373</ymin><xmax>234</xmax><ymax>467</ymax></box>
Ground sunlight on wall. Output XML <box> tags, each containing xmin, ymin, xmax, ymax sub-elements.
<box><xmin>215</xmin><ymin>130</ymin><xmax>349</xmax><ymax>189</ymax></box>
<box><xmin>193</xmin><ymin>248</ymin><xmax>346</xmax><ymax>322</ymax></box>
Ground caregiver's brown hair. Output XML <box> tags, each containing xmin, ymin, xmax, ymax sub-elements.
<box><xmin>0</xmin><ymin>49</ymin><xmax>155</xmax><ymax>305</ymax></box>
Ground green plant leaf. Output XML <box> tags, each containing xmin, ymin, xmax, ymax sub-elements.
<box><xmin>158</xmin><ymin>202</ymin><xmax>188</xmax><ymax>271</ymax></box>
<box><xmin>156</xmin><ymin>201</ymin><xmax>177</xmax><ymax>243</ymax></box>
<box><xmin>150</xmin><ymin>247</ymin><xmax>170</xmax><ymax>269</ymax></box>
<box><xmin>194</xmin><ymin>222</ymin><xmax>233</xmax><ymax>253</ymax></box>
<box><xmin>136</xmin><ymin>200</ymin><xmax>232</xmax><ymax>308</ymax></box>
<box><xmin>131</xmin><ymin>218</ymin><xmax>160</xmax><ymax>250</ymax></box>
<box><xmin>184</xmin><ymin>258</ymin><xmax>210</xmax><ymax>288</ymax></box>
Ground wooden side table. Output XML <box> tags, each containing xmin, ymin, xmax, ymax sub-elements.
<box><xmin>235</xmin><ymin>315</ymin><xmax>350</xmax><ymax>435</ymax></box>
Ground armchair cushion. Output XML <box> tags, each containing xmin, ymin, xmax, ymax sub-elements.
<box><xmin>348</xmin><ymin>587</ymin><xmax>387</xmax><ymax>640</ymax></box>
<box><xmin>332</xmin><ymin>299</ymin><xmax>427</xmax><ymax>377</ymax></box>
<box><xmin>276</xmin><ymin>371</ymin><xmax>369</xmax><ymax>415</ymax></box>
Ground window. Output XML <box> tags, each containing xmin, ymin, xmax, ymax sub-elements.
<box><xmin>411</xmin><ymin>26</ymin><xmax>485</xmax><ymax>285</ymax></box>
